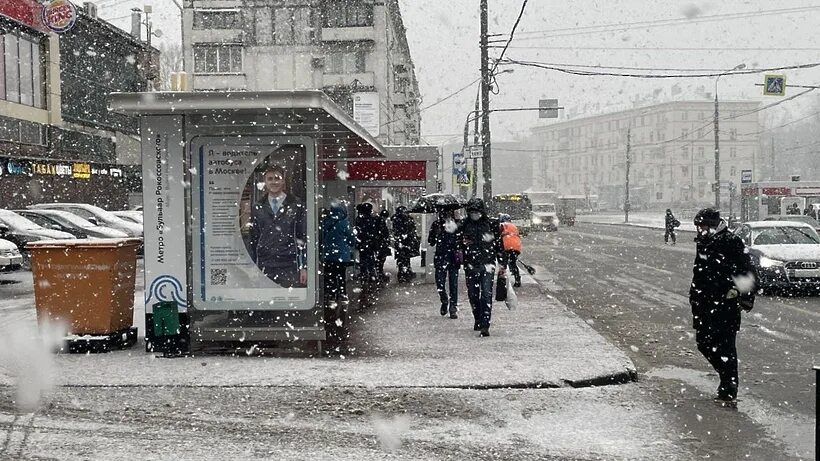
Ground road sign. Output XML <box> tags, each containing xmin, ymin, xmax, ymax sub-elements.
<box><xmin>452</xmin><ymin>152</ymin><xmax>466</xmax><ymax>174</ymax></box>
<box><xmin>763</xmin><ymin>74</ymin><xmax>786</xmax><ymax>96</ymax></box>
<box><xmin>456</xmin><ymin>170</ymin><xmax>471</xmax><ymax>186</ymax></box>
<box><xmin>465</xmin><ymin>145</ymin><xmax>483</xmax><ymax>159</ymax></box>
<box><xmin>741</xmin><ymin>169</ymin><xmax>752</xmax><ymax>183</ymax></box>
<box><xmin>539</xmin><ymin>99</ymin><xmax>559</xmax><ymax>119</ymax></box>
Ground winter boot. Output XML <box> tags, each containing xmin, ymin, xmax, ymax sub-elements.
<box><xmin>440</xmin><ymin>303</ymin><xmax>447</xmax><ymax>316</ymax></box>
<box><xmin>479</xmin><ymin>328</ymin><xmax>490</xmax><ymax>337</ymax></box>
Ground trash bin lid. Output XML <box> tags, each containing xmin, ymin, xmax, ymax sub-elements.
<box><xmin>26</xmin><ymin>237</ymin><xmax>142</xmax><ymax>249</ymax></box>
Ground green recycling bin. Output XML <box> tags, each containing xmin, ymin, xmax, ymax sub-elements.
<box><xmin>152</xmin><ymin>301</ymin><xmax>180</xmax><ymax>337</ymax></box>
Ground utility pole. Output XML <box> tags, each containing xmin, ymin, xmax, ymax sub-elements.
<box><xmin>480</xmin><ymin>0</ymin><xmax>493</xmax><ymax>203</ymax></box>
<box><xmin>713</xmin><ymin>90</ymin><xmax>721</xmax><ymax>210</ymax></box>
<box><xmin>770</xmin><ymin>138</ymin><xmax>776</xmax><ymax>179</ymax></box>
<box><xmin>472</xmin><ymin>88</ymin><xmax>480</xmax><ymax>198</ymax></box>
<box><xmin>625</xmin><ymin>127</ymin><xmax>631</xmax><ymax>223</ymax></box>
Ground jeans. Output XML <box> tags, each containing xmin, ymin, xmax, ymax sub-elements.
<box><xmin>434</xmin><ymin>255</ymin><xmax>459</xmax><ymax>314</ymax></box>
<box><xmin>696</xmin><ymin>328</ymin><xmax>738</xmax><ymax>398</ymax></box>
<box><xmin>664</xmin><ymin>229</ymin><xmax>676</xmax><ymax>244</ymax></box>
<box><xmin>507</xmin><ymin>251</ymin><xmax>520</xmax><ymax>284</ymax></box>
<box><xmin>465</xmin><ymin>265</ymin><xmax>494</xmax><ymax>330</ymax></box>
<box><xmin>323</xmin><ymin>261</ymin><xmax>348</xmax><ymax>303</ymax></box>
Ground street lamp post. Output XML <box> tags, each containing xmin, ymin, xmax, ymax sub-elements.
<box><xmin>714</xmin><ymin>63</ymin><xmax>745</xmax><ymax>210</ymax></box>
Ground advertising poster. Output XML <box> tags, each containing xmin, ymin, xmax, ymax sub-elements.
<box><xmin>142</xmin><ymin>116</ymin><xmax>189</xmax><ymax>314</ymax></box>
<box><xmin>190</xmin><ymin>136</ymin><xmax>316</xmax><ymax>311</ymax></box>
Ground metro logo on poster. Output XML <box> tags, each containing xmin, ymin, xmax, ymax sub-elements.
<box><xmin>41</xmin><ymin>0</ymin><xmax>77</xmax><ymax>34</ymax></box>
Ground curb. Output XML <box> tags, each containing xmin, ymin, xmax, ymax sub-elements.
<box><xmin>578</xmin><ymin>220</ymin><xmax>697</xmax><ymax>234</ymax></box>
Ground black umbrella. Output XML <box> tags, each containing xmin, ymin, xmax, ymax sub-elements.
<box><xmin>407</xmin><ymin>193</ymin><xmax>466</xmax><ymax>213</ymax></box>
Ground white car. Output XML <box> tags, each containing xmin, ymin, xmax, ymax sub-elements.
<box><xmin>29</xmin><ymin>203</ymin><xmax>143</xmax><ymax>238</ymax></box>
<box><xmin>734</xmin><ymin>220</ymin><xmax>820</xmax><ymax>291</ymax></box>
<box><xmin>112</xmin><ymin>210</ymin><xmax>143</xmax><ymax>225</ymax></box>
<box><xmin>0</xmin><ymin>237</ymin><xmax>23</xmax><ymax>272</ymax></box>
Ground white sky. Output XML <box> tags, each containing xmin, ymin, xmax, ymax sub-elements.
<box><xmin>97</xmin><ymin>0</ymin><xmax>820</xmax><ymax>147</ymax></box>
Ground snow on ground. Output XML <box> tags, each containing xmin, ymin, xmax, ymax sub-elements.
<box><xmin>578</xmin><ymin>212</ymin><xmax>697</xmax><ymax>233</ymax></box>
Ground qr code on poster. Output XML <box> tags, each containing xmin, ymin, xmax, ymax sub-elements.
<box><xmin>210</xmin><ymin>268</ymin><xmax>227</xmax><ymax>285</ymax></box>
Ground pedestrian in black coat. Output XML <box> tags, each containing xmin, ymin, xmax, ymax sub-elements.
<box><xmin>689</xmin><ymin>208</ymin><xmax>756</xmax><ymax>403</ymax></box>
<box><xmin>377</xmin><ymin>209</ymin><xmax>391</xmax><ymax>283</ymax></box>
<box><xmin>428</xmin><ymin>209</ymin><xmax>462</xmax><ymax>317</ymax></box>
<box><xmin>459</xmin><ymin>198</ymin><xmax>507</xmax><ymax>337</ymax></box>
<box><xmin>391</xmin><ymin>206</ymin><xmax>419</xmax><ymax>282</ymax></box>
<box><xmin>664</xmin><ymin>208</ymin><xmax>679</xmax><ymax>245</ymax></box>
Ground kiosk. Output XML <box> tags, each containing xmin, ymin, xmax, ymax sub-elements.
<box><xmin>109</xmin><ymin>91</ymin><xmax>386</xmax><ymax>352</ymax></box>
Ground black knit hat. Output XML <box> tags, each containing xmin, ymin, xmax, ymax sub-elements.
<box><xmin>694</xmin><ymin>208</ymin><xmax>720</xmax><ymax>227</ymax></box>
<box><xmin>465</xmin><ymin>198</ymin><xmax>485</xmax><ymax>212</ymax></box>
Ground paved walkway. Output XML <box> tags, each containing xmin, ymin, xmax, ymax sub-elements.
<box><xmin>0</xmin><ymin>259</ymin><xmax>635</xmax><ymax>389</ymax></box>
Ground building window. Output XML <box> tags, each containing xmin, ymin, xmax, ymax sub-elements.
<box><xmin>326</xmin><ymin>50</ymin><xmax>366</xmax><ymax>74</ymax></box>
<box><xmin>729</xmin><ymin>128</ymin><xmax>737</xmax><ymax>140</ymax></box>
<box><xmin>730</xmin><ymin>147</ymin><xmax>737</xmax><ymax>158</ymax></box>
<box><xmin>193</xmin><ymin>45</ymin><xmax>242</xmax><ymax>73</ymax></box>
<box><xmin>323</xmin><ymin>1</ymin><xmax>374</xmax><ymax>27</ymax></box>
<box><xmin>1</xmin><ymin>30</ymin><xmax>46</xmax><ymax>108</ymax></box>
<box><xmin>730</xmin><ymin>166</ymin><xmax>737</xmax><ymax>176</ymax></box>
<box><xmin>193</xmin><ymin>10</ymin><xmax>240</xmax><ymax>29</ymax></box>
<box><xmin>698</xmin><ymin>165</ymin><xmax>705</xmax><ymax>178</ymax></box>
<box><xmin>681</xmin><ymin>146</ymin><xmax>689</xmax><ymax>158</ymax></box>
<box><xmin>656</xmin><ymin>191</ymin><xmax>663</xmax><ymax>200</ymax></box>
<box><xmin>681</xmin><ymin>111</ymin><xmax>688</xmax><ymax>121</ymax></box>
<box><xmin>698</xmin><ymin>146</ymin><xmax>704</xmax><ymax>158</ymax></box>
<box><xmin>275</xmin><ymin>7</ymin><xmax>315</xmax><ymax>44</ymax></box>
<box><xmin>0</xmin><ymin>116</ymin><xmax>47</xmax><ymax>146</ymax></box>
<box><xmin>681</xmin><ymin>128</ymin><xmax>689</xmax><ymax>139</ymax></box>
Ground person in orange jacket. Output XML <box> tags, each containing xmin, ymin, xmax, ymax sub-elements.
<box><xmin>498</xmin><ymin>214</ymin><xmax>522</xmax><ymax>287</ymax></box>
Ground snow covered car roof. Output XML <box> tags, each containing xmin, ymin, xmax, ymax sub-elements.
<box><xmin>744</xmin><ymin>221</ymin><xmax>815</xmax><ymax>229</ymax></box>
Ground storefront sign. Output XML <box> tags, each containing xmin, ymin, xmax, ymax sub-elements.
<box><xmin>190</xmin><ymin>136</ymin><xmax>316</xmax><ymax>311</ymax></box>
<box><xmin>142</xmin><ymin>116</ymin><xmax>189</xmax><ymax>313</ymax></box>
<box><xmin>41</xmin><ymin>0</ymin><xmax>77</xmax><ymax>34</ymax></box>
<box><xmin>6</xmin><ymin>160</ymin><xmax>30</xmax><ymax>175</ymax></box>
<box><xmin>72</xmin><ymin>162</ymin><xmax>90</xmax><ymax>179</ymax></box>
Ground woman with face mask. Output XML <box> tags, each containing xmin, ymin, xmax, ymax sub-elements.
<box><xmin>458</xmin><ymin>198</ymin><xmax>507</xmax><ymax>337</ymax></box>
<box><xmin>428</xmin><ymin>209</ymin><xmax>462</xmax><ymax>318</ymax></box>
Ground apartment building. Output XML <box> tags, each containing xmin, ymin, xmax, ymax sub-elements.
<box><xmin>182</xmin><ymin>0</ymin><xmax>421</xmax><ymax>145</ymax></box>
<box><xmin>528</xmin><ymin>100</ymin><xmax>761</xmax><ymax>210</ymax></box>
<box><xmin>0</xmin><ymin>1</ymin><xmax>156</xmax><ymax>209</ymax></box>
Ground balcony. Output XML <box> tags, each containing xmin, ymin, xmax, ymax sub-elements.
<box><xmin>321</xmin><ymin>26</ymin><xmax>376</xmax><ymax>42</ymax></box>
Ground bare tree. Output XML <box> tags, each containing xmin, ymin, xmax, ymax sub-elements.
<box><xmin>156</xmin><ymin>42</ymin><xmax>184</xmax><ymax>90</ymax></box>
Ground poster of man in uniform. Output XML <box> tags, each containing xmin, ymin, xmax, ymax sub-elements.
<box><xmin>191</xmin><ymin>137</ymin><xmax>315</xmax><ymax>311</ymax></box>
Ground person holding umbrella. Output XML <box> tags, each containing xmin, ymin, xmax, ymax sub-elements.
<box><xmin>428</xmin><ymin>208</ymin><xmax>462</xmax><ymax>318</ymax></box>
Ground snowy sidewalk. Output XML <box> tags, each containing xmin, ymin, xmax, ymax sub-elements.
<box><xmin>0</xmin><ymin>260</ymin><xmax>635</xmax><ymax>389</ymax></box>
<box><xmin>577</xmin><ymin>212</ymin><xmax>697</xmax><ymax>233</ymax></box>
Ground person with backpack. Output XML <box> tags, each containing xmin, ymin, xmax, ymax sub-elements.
<box><xmin>498</xmin><ymin>214</ymin><xmax>523</xmax><ymax>288</ymax></box>
<box><xmin>664</xmin><ymin>209</ymin><xmax>680</xmax><ymax>245</ymax></box>
<box><xmin>428</xmin><ymin>209</ymin><xmax>462</xmax><ymax>318</ymax></box>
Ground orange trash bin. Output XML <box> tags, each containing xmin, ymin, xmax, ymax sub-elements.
<box><xmin>28</xmin><ymin>238</ymin><xmax>142</xmax><ymax>335</ymax></box>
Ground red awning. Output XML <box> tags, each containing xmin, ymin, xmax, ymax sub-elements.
<box><xmin>0</xmin><ymin>0</ymin><xmax>48</xmax><ymax>33</ymax></box>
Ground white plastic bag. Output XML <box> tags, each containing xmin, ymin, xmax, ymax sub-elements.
<box><xmin>505</xmin><ymin>276</ymin><xmax>518</xmax><ymax>310</ymax></box>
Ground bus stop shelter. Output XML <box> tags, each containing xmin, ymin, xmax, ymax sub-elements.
<box><xmin>109</xmin><ymin>91</ymin><xmax>386</xmax><ymax>352</ymax></box>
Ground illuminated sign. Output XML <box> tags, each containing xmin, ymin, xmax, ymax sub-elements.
<box><xmin>72</xmin><ymin>163</ymin><xmax>90</xmax><ymax>179</ymax></box>
<box><xmin>6</xmin><ymin>160</ymin><xmax>30</xmax><ymax>175</ymax></box>
<box><xmin>32</xmin><ymin>163</ymin><xmax>57</xmax><ymax>175</ymax></box>
<box><xmin>41</xmin><ymin>0</ymin><xmax>77</xmax><ymax>34</ymax></box>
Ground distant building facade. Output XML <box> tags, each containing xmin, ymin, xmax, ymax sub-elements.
<box><xmin>527</xmin><ymin>100</ymin><xmax>761</xmax><ymax>210</ymax></box>
<box><xmin>182</xmin><ymin>0</ymin><xmax>421</xmax><ymax>145</ymax></box>
<box><xmin>0</xmin><ymin>1</ymin><xmax>156</xmax><ymax>209</ymax></box>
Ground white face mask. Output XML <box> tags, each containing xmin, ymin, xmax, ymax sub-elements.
<box><xmin>469</xmin><ymin>212</ymin><xmax>481</xmax><ymax>221</ymax></box>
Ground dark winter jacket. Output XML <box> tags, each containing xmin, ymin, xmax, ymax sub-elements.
<box><xmin>248</xmin><ymin>194</ymin><xmax>307</xmax><ymax>271</ymax></box>
<box><xmin>391</xmin><ymin>212</ymin><xmax>420</xmax><ymax>259</ymax></box>
<box><xmin>458</xmin><ymin>213</ymin><xmax>507</xmax><ymax>269</ymax></box>
<box><xmin>665</xmin><ymin>213</ymin><xmax>680</xmax><ymax>231</ymax></box>
<box><xmin>354</xmin><ymin>208</ymin><xmax>384</xmax><ymax>256</ymax></box>
<box><xmin>321</xmin><ymin>204</ymin><xmax>354</xmax><ymax>263</ymax></box>
<box><xmin>428</xmin><ymin>218</ymin><xmax>462</xmax><ymax>262</ymax></box>
<box><xmin>378</xmin><ymin>216</ymin><xmax>392</xmax><ymax>258</ymax></box>
<box><xmin>689</xmin><ymin>222</ymin><xmax>756</xmax><ymax>331</ymax></box>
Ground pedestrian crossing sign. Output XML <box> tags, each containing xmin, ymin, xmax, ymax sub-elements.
<box><xmin>763</xmin><ymin>74</ymin><xmax>786</xmax><ymax>96</ymax></box>
<box><xmin>456</xmin><ymin>170</ymin><xmax>471</xmax><ymax>186</ymax></box>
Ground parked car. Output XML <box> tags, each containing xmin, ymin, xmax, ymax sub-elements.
<box><xmin>28</xmin><ymin>203</ymin><xmax>143</xmax><ymax>238</ymax></box>
<box><xmin>111</xmin><ymin>210</ymin><xmax>143</xmax><ymax>225</ymax></box>
<box><xmin>734</xmin><ymin>221</ymin><xmax>820</xmax><ymax>291</ymax></box>
<box><xmin>0</xmin><ymin>210</ymin><xmax>76</xmax><ymax>256</ymax></box>
<box><xmin>764</xmin><ymin>214</ymin><xmax>820</xmax><ymax>231</ymax></box>
<box><xmin>0</xmin><ymin>228</ymin><xmax>23</xmax><ymax>272</ymax></box>
<box><xmin>15</xmin><ymin>209</ymin><xmax>129</xmax><ymax>239</ymax></box>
